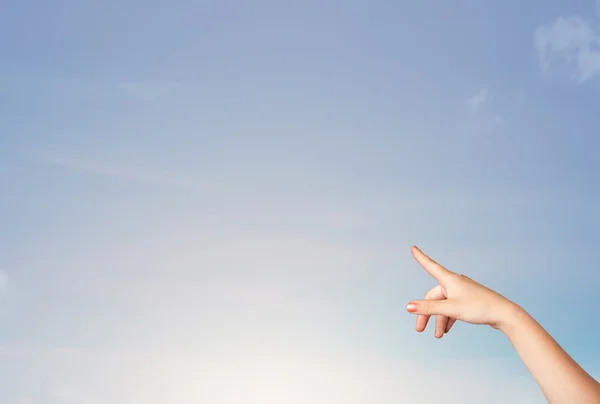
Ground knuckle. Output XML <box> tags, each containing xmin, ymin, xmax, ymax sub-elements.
<box><xmin>424</xmin><ymin>300</ymin><xmax>433</xmax><ymax>314</ymax></box>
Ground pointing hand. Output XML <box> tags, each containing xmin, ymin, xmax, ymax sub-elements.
<box><xmin>406</xmin><ymin>246</ymin><xmax>516</xmax><ymax>337</ymax></box>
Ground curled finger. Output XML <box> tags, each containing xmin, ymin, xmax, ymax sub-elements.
<box><xmin>415</xmin><ymin>284</ymin><xmax>447</xmax><ymax>333</ymax></box>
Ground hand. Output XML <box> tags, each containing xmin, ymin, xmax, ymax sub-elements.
<box><xmin>406</xmin><ymin>246</ymin><xmax>517</xmax><ymax>337</ymax></box>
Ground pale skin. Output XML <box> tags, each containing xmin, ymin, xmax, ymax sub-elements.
<box><xmin>406</xmin><ymin>246</ymin><xmax>600</xmax><ymax>404</ymax></box>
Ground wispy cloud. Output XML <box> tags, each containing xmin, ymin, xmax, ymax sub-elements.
<box><xmin>535</xmin><ymin>16</ymin><xmax>600</xmax><ymax>83</ymax></box>
<box><xmin>39</xmin><ymin>155</ymin><xmax>215</xmax><ymax>191</ymax></box>
<box><xmin>467</xmin><ymin>88</ymin><xmax>488</xmax><ymax>113</ymax></box>
<box><xmin>465</xmin><ymin>88</ymin><xmax>503</xmax><ymax>128</ymax></box>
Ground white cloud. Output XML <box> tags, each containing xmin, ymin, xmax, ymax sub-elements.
<box><xmin>535</xmin><ymin>16</ymin><xmax>600</xmax><ymax>83</ymax></box>
<box><xmin>467</xmin><ymin>88</ymin><xmax>488</xmax><ymax>113</ymax></box>
<box><xmin>465</xmin><ymin>88</ymin><xmax>503</xmax><ymax>128</ymax></box>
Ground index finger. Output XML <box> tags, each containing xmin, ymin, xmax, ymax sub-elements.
<box><xmin>411</xmin><ymin>246</ymin><xmax>454</xmax><ymax>284</ymax></box>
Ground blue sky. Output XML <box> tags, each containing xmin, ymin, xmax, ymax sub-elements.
<box><xmin>1</xmin><ymin>0</ymin><xmax>600</xmax><ymax>402</ymax></box>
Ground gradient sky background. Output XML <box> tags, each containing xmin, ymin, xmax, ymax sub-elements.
<box><xmin>1</xmin><ymin>1</ymin><xmax>600</xmax><ymax>403</ymax></box>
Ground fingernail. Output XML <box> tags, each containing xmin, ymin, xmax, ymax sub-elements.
<box><xmin>406</xmin><ymin>302</ymin><xmax>418</xmax><ymax>313</ymax></box>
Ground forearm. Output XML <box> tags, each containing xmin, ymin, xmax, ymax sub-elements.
<box><xmin>500</xmin><ymin>304</ymin><xmax>600</xmax><ymax>403</ymax></box>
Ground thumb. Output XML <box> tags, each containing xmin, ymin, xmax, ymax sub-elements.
<box><xmin>406</xmin><ymin>300</ymin><xmax>459</xmax><ymax>317</ymax></box>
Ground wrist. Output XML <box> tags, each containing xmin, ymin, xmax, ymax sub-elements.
<box><xmin>495</xmin><ymin>301</ymin><xmax>529</xmax><ymax>335</ymax></box>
